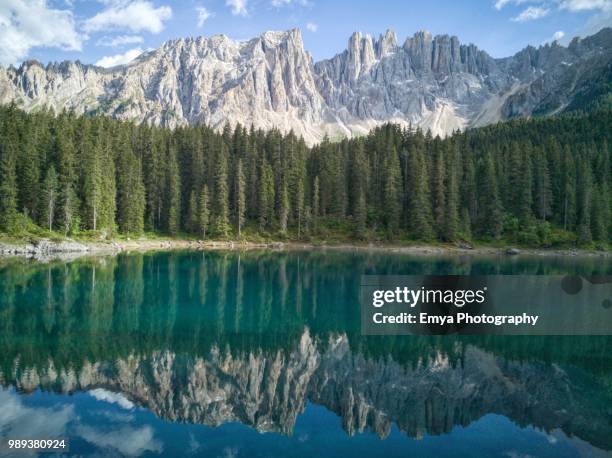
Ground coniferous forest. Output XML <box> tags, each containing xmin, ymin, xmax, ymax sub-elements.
<box><xmin>0</xmin><ymin>104</ymin><xmax>610</xmax><ymax>247</ymax></box>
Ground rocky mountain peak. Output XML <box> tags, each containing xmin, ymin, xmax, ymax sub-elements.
<box><xmin>0</xmin><ymin>27</ymin><xmax>610</xmax><ymax>144</ymax></box>
<box><xmin>260</xmin><ymin>28</ymin><xmax>304</xmax><ymax>50</ymax></box>
<box><xmin>376</xmin><ymin>29</ymin><xmax>398</xmax><ymax>58</ymax></box>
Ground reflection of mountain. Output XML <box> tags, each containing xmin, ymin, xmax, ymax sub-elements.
<box><xmin>2</xmin><ymin>328</ymin><xmax>611</xmax><ymax>451</ymax></box>
<box><xmin>1</xmin><ymin>251</ymin><xmax>612</xmax><ymax>451</ymax></box>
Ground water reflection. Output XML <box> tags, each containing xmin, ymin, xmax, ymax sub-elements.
<box><xmin>0</xmin><ymin>250</ymin><xmax>611</xmax><ymax>456</ymax></box>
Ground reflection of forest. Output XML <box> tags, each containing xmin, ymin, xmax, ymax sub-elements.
<box><xmin>0</xmin><ymin>252</ymin><xmax>611</xmax><ymax>449</ymax></box>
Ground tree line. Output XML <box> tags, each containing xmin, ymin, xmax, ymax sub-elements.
<box><xmin>0</xmin><ymin>105</ymin><xmax>609</xmax><ymax>246</ymax></box>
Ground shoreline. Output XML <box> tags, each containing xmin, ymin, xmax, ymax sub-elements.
<box><xmin>0</xmin><ymin>237</ymin><xmax>608</xmax><ymax>261</ymax></box>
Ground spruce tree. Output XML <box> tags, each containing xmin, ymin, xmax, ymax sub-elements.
<box><xmin>442</xmin><ymin>152</ymin><xmax>459</xmax><ymax>241</ymax></box>
<box><xmin>41</xmin><ymin>166</ymin><xmax>58</xmax><ymax>232</ymax></box>
<box><xmin>82</xmin><ymin>136</ymin><xmax>103</xmax><ymax>231</ymax></box>
<box><xmin>534</xmin><ymin>148</ymin><xmax>552</xmax><ymax>221</ymax></box>
<box><xmin>116</xmin><ymin>131</ymin><xmax>145</xmax><ymax>235</ymax></box>
<box><xmin>99</xmin><ymin>137</ymin><xmax>117</xmax><ymax>234</ymax></box>
<box><xmin>279</xmin><ymin>181</ymin><xmax>289</xmax><ymax>235</ymax></box>
<box><xmin>188</xmin><ymin>190</ymin><xmax>198</xmax><ymax>234</ymax></box>
<box><xmin>383</xmin><ymin>146</ymin><xmax>401</xmax><ymax>236</ymax></box>
<box><xmin>407</xmin><ymin>148</ymin><xmax>433</xmax><ymax>240</ymax></box>
<box><xmin>0</xmin><ymin>127</ymin><xmax>17</xmax><ymax>231</ymax></box>
<box><xmin>432</xmin><ymin>144</ymin><xmax>446</xmax><ymax>238</ymax></box>
<box><xmin>212</xmin><ymin>143</ymin><xmax>230</xmax><ymax>237</ymax></box>
<box><xmin>354</xmin><ymin>189</ymin><xmax>367</xmax><ymax>239</ymax></box>
<box><xmin>560</xmin><ymin>146</ymin><xmax>576</xmax><ymax>231</ymax></box>
<box><xmin>590</xmin><ymin>183</ymin><xmax>608</xmax><ymax>242</ymax></box>
<box><xmin>234</xmin><ymin>158</ymin><xmax>246</xmax><ymax>237</ymax></box>
<box><xmin>312</xmin><ymin>176</ymin><xmax>320</xmax><ymax>234</ymax></box>
<box><xmin>55</xmin><ymin>127</ymin><xmax>78</xmax><ymax>235</ymax></box>
<box><xmin>18</xmin><ymin>135</ymin><xmax>40</xmax><ymax>220</ymax></box>
<box><xmin>576</xmin><ymin>159</ymin><xmax>593</xmax><ymax>245</ymax></box>
<box><xmin>518</xmin><ymin>148</ymin><xmax>533</xmax><ymax>227</ymax></box>
<box><xmin>477</xmin><ymin>152</ymin><xmax>503</xmax><ymax>239</ymax></box>
<box><xmin>257</xmin><ymin>159</ymin><xmax>275</xmax><ymax>232</ymax></box>
<box><xmin>295</xmin><ymin>171</ymin><xmax>305</xmax><ymax>238</ymax></box>
<box><xmin>198</xmin><ymin>184</ymin><xmax>210</xmax><ymax>239</ymax></box>
<box><xmin>165</xmin><ymin>147</ymin><xmax>181</xmax><ymax>236</ymax></box>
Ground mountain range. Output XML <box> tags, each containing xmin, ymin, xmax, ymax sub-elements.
<box><xmin>0</xmin><ymin>27</ymin><xmax>610</xmax><ymax>144</ymax></box>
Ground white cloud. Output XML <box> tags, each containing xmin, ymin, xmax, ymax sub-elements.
<box><xmin>306</xmin><ymin>22</ymin><xmax>318</xmax><ymax>32</ymax></box>
<box><xmin>196</xmin><ymin>6</ymin><xmax>213</xmax><ymax>27</ymax></box>
<box><xmin>271</xmin><ymin>0</ymin><xmax>310</xmax><ymax>5</ymax></box>
<box><xmin>83</xmin><ymin>1</ymin><xmax>172</xmax><ymax>34</ymax></box>
<box><xmin>95</xmin><ymin>47</ymin><xmax>143</xmax><ymax>67</ymax></box>
<box><xmin>77</xmin><ymin>424</ymin><xmax>162</xmax><ymax>456</ymax></box>
<box><xmin>88</xmin><ymin>388</ymin><xmax>135</xmax><ymax>409</ymax></box>
<box><xmin>559</xmin><ymin>0</ymin><xmax>612</xmax><ymax>11</ymax></box>
<box><xmin>552</xmin><ymin>30</ymin><xmax>566</xmax><ymax>40</ymax></box>
<box><xmin>226</xmin><ymin>0</ymin><xmax>248</xmax><ymax>16</ymax></box>
<box><xmin>96</xmin><ymin>34</ymin><xmax>144</xmax><ymax>47</ymax></box>
<box><xmin>0</xmin><ymin>389</ymin><xmax>74</xmax><ymax>440</ymax></box>
<box><xmin>0</xmin><ymin>0</ymin><xmax>83</xmax><ymax>66</ymax></box>
<box><xmin>543</xmin><ymin>30</ymin><xmax>565</xmax><ymax>43</ymax></box>
<box><xmin>577</xmin><ymin>7</ymin><xmax>612</xmax><ymax>35</ymax></box>
<box><xmin>494</xmin><ymin>0</ymin><xmax>534</xmax><ymax>10</ymax></box>
<box><xmin>494</xmin><ymin>0</ymin><xmax>511</xmax><ymax>9</ymax></box>
<box><xmin>511</xmin><ymin>6</ymin><xmax>550</xmax><ymax>21</ymax></box>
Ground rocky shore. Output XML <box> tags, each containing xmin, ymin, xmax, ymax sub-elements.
<box><xmin>0</xmin><ymin>237</ymin><xmax>608</xmax><ymax>261</ymax></box>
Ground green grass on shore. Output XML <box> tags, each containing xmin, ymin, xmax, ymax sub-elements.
<box><xmin>0</xmin><ymin>217</ymin><xmax>609</xmax><ymax>252</ymax></box>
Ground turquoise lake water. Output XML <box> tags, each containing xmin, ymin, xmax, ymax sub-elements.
<box><xmin>0</xmin><ymin>250</ymin><xmax>611</xmax><ymax>457</ymax></box>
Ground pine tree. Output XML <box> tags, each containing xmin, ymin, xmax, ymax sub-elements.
<box><xmin>165</xmin><ymin>147</ymin><xmax>181</xmax><ymax>236</ymax></box>
<box><xmin>460</xmin><ymin>206</ymin><xmax>472</xmax><ymax>240</ymax></box>
<box><xmin>212</xmin><ymin>143</ymin><xmax>230</xmax><ymax>237</ymax></box>
<box><xmin>18</xmin><ymin>134</ymin><xmax>40</xmax><ymax>220</ymax></box>
<box><xmin>82</xmin><ymin>135</ymin><xmax>103</xmax><ymax>231</ymax></box>
<box><xmin>576</xmin><ymin>159</ymin><xmax>593</xmax><ymax>245</ymax></box>
<box><xmin>258</xmin><ymin>159</ymin><xmax>275</xmax><ymax>231</ymax></box>
<box><xmin>198</xmin><ymin>184</ymin><xmax>210</xmax><ymax>239</ymax></box>
<box><xmin>41</xmin><ymin>166</ymin><xmax>58</xmax><ymax>231</ymax></box>
<box><xmin>116</xmin><ymin>130</ymin><xmax>145</xmax><ymax>234</ymax></box>
<box><xmin>383</xmin><ymin>146</ymin><xmax>401</xmax><ymax>236</ymax></box>
<box><xmin>354</xmin><ymin>188</ymin><xmax>367</xmax><ymax>239</ymax></box>
<box><xmin>477</xmin><ymin>152</ymin><xmax>503</xmax><ymax>239</ymax></box>
<box><xmin>55</xmin><ymin>126</ymin><xmax>78</xmax><ymax>235</ymax></box>
<box><xmin>407</xmin><ymin>148</ymin><xmax>433</xmax><ymax>239</ymax></box>
<box><xmin>518</xmin><ymin>147</ymin><xmax>533</xmax><ymax>227</ymax></box>
<box><xmin>442</xmin><ymin>152</ymin><xmax>459</xmax><ymax>241</ymax></box>
<box><xmin>431</xmin><ymin>143</ymin><xmax>446</xmax><ymax>237</ymax></box>
<box><xmin>279</xmin><ymin>181</ymin><xmax>289</xmax><ymax>235</ymax></box>
<box><xmin>461</xmin><ymin>153</ymin><xmax>477</xmax><ymax>225</ymax></box>
<box><xmin>591</xmin><ymin>183</ymin><xmax>609</xmax><ymax>242</ymax></box>
<box><xmin>534</xmin><ymin>148</ymin><xmax>552</xmax><ymax>221</ymax></box>
<box><xmin>234</xmin><ymin>158</ymin><xmax>246</xmax><ymax>237</ymax></box>
<box><xmin>188</xmin><ymin>190</ymin><xmax>198</xmax><ymax>233</ymax></box>
<box><xmin>0</xmin><ymin>126</ymin><xmax>17</xmax><ymax>231</ymax></box>
<box><xmin>295</xmin><ymin>172</ymin><xmax>305</xmax><ymax>238</ymax></box>
<box><xmin>142</xmin><ymin>130</ymin><xmax>162</xmax><ymax>231</ymax></box>
<box><xmin>99</xmin><ymin>137</ymin><xmax>117</xmax><ymax>234</ymax></box>
<box><xmin>560</xmin><ymin>146</ymin><xmax>576</xmax><ymax>231</ymax></box>
<box><xmin>507</xmin><ymin>142</ymin><xmax>523</xmax><ymax>217</ymax></box>
<box><xmin>312</xmin><ymin>176</ymin><xmax>320</xmax><ymax>234</ymax></box>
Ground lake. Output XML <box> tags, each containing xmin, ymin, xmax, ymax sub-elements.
<box><xmin>1</xmin><ymin>249</ymin><xmax>611</xmax><ymax>457</ymax></box>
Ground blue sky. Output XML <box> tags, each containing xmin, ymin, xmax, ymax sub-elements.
<box><xmin>1</xmin><ymin>0</ymin><xmax>611</xmax><ymax>67</ymax></box>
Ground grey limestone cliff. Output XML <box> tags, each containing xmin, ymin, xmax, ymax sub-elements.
<box><xmin>0</xmin><ymin>28</ymin><xmax>610</xmax><ymax>144</ymax></box>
